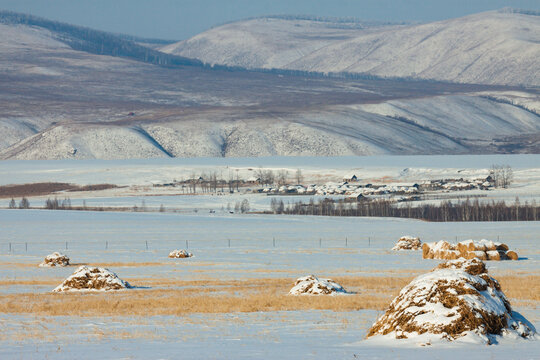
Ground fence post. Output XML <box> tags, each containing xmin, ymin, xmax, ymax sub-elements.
<box><xmin>228</xmin><ymin>239</ymin><xmax>231</xmax><ymax>248</ymax></box>
<box><xmin>106</xmin><ymin>241</ymin><xmax>108</xmax><ymax>250</ymax></box>
<box><xmin>9</xmin><ymin>242</ymin><xmax>11</xmax><ymax>253</ymax></box>
<box><xmin>146</xmin><ymin>241</ymin><xmax>148</xmax><ymax>250</ymax></box>
<box><xmin>319</xmin><ymin>238</ymin><xmax>322</xmax><ymax>248</ymax></box>
<box><xmin>273</xmin><ymin>237</ymin><xmax>275</xmax><ymax>248</ymax></box>
<box><xmin>186</xmin><ymin>240</ymin><xmax>189</xmax><ymax>249</ymax></box>
<box><xmin>25</xmin><ymin>242</ymin><xmax>28</xmax><ymax>252</ymax></box>
<box><xmin>368</xmin><ymin>237</ymin><xmax>371</xmax><ymax>247</ymax></box>
<box><xmin>65</xmin><ymin>241</ymin><xmax>68</xmax><ymax>250</ymax></box>
<box><xmin>345</xmin><ymin>237</ymin><xmax>348</xmax><ymax>247</ymax></box>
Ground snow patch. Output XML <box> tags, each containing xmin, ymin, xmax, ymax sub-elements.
<box><xmin>289</xmin><ymin>275</ymin><xmax>348</xmax><ymax>295</ymax></box>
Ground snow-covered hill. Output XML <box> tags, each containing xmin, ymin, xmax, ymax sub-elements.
<box><xmin>3</xmin><ymin>93</ymin><xmax>540</xmax><ymax>160</ymax></box>
<box><xmin>0</xmin><ymin>11</ymin><xmax>539</xmax><ymax>159</ymax></box>
<box><xmin>162</xmin><ymin>10</ymin><xmax>540</xmax><ymax>87</ymax></box>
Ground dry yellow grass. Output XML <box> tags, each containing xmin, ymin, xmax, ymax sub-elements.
<box><xmin>0</xmin><ymin>290</ymin><xmax>389</xmax><ymax>317</ymax></box>
<box><xmin>497</xmin><ymin>276</ymin><xmax>540</xmax><ymax>302</ymax></box>
<box><xmin>0</xmin><ymin>275</ymin><xmax>536</xmax><ymax>317</ymax></box>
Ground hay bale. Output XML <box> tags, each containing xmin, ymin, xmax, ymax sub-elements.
<box><xmin>422</xmin><ymin>243</ymin><xmax>431</xmax><ymax>259</ymax></box>
<box><xmin>505</xmin><ymin>250</ymin><xmax>518</xmax><ymax>261</ymax></box>
<box><xmin>471</xmin><ymin>251</ymin><xmax>488</xmax><ymax>261</ymax></box>
<box><xmin>39</xmin><ymin>252</ymin><xmax>70</xmax><ymax>267</ymax></box>
<box><xmin>367</xmin><ymin>258</ymin><xmax>535</xmax><ymax>344</ymax></box>
<box><xmin>456</xmin><ymin>241</ymin><xmax>470</xmax><ymax>255</ymax></box>
<box><xmin>486</xmin><ymin>250</ymin><xmax>501</xmax><ymax>261</ymax></box>
<box><xmin>392</xmin><ymin>236</ymin><xmax>422</xmax><ymax>251</ymax></box>
<box><xmin>497</xmin><ymin>243</ymin><xmax>509</xmax><ymax>252</ymax></box>
<box><xmin>53</xmin><ymin>266</ymin><xmax>131</xmax><ymax>292</ymax></box>
<box><xmin>427</xmin><ymin>240</ymin><xmax>518</xmax><ymax>262</ymax></box>
<box><xmin>289</xmin><ymin>275</ymin><xmax>348</xmax><ymax>296</ymax></box>
<box><xmin>479</xmin><ymin>239</ymin><xmax>497</xmax><ymax>251</ymax></box>
<box><xmin>168</xmin><ymin>249</ymin><xmax>193</xmax><ymax>258</ymax></box>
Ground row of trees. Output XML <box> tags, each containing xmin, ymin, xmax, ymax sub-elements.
<box><xmin>45</xmin><ymin>197</ymin><xmax>72</xmax><ymax>210</ymax></box>
<box><xmin>275</xmin><ymin>197</ymin><xmax>539</xmax><ymax>222</ymax></box>
<box><xmin>8</xmin><ymin>198</ymin><xmax>30</xmax><ymax>209</ymax></box>
<box><xmin>179</xmin><ymin>168</ymin><xmax>304</xmax><ymax>194</ymax></box>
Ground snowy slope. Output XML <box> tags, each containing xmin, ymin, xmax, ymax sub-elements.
<box><xmin>0</xmin><ymin>13</ymin><xmax>539</xmax><ymax>159</ymax></box>
<box><xmin>3</xmin><ymin>94</ymin><xmax>539</xmax><ymax>160</ymax></box>
<box><xmin>162</xmin><ymin>10</ymin><xmax>540</xmax><ymax>86</ymax></box>
<box><xmin>162</xmin><ymin>17</ymin><xmax>399</xmax><ymax>69</ymax></box>
<box><xmin>0</xmin><ymin>125</ymin><xmax>170</xmax><ymax>160</ymax></box>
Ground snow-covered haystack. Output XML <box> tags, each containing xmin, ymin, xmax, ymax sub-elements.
<box><xmin>392</xmin><ymin>236</ymin><xmax>422</xmax><ymax>251</ymax></box>
<box><xmin>52</xmin><ymin>266</ymin><xmax>132</xmax><ymax>292</ymax></box>
<box><xmin>168</xmin><ymin>249</ymin><xmax>193</xmax><ymax>258</ymax></box>
<box><xmin>422</xmin><ymin>239</ymin><xmax>518</xmax><ymax>261</ymax></box>
<box><xmin>39</xmin><ymin>252</ymin><xmax>70</xmax><ymax>267</ymax></box>
<box><xmin>289</xmin><ymin>275</ymin><xmax>348</xmax><ymax>295</ymax></box>
<box><xmin>367</xmin><ymin>258</ymin><xmax>535</xmax><ymax>344</ymax></box>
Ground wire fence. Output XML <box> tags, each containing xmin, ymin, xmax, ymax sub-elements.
<box><xmin>0</xmin><ymin>234</ymin><xmax>508</xmax><ymax>255</ymax></box>
<box><xmin>0</xmin><ymin>236</ymin><xmax>386</xmax><ymax>255</ymax></box>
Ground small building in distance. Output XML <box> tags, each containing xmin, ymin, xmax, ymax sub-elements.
<box><xmin>343</xmin><ymin>174</ymin><xmax>358</xmax><ymax>182</ymax></box>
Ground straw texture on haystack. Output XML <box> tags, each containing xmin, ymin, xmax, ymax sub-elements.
<box><xmin>168</xmin><ymin>249</ymin><xmax>193</xmax><ymax>258</ymax></box>
<box><xmin>422</xmin><ymin>239</ymin><xmax>517</xmax><ymax>261</ymax></box>
<box><xmin>53</xmin><ymin>266</ymin><xmax>132</xmax><ymax>292</ymax></box>
<box><xmin>289</xmin><ymin>275</ymin><xmax>348</xmax><ymax>295</ymax></box>
<box><xmin>367</xmin><ymin>258</ymin><xmax>534</xmax><ymax>344</ymax></box>
<box><xmin>392</xmin><ymin>236</ymin><xmax>422</xmax><ymax>251</ymax></box>
<box><xmin>39</xmin><ymin>252</ymin><xmax>70</xmax><ymax>267</ymax></box>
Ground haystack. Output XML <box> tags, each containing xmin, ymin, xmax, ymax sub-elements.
<box><xmin>367</xmin><ymin>258</ymin><xmax>534</xmax><ymax>344</ymax></box>
<box><xmin>392</xmin><ymin>236</ymin><xmax>422</xmax><ymax>251</ymax></box>
<box><xmin>168</xmin><ymin>249</ymin><xmax>193</xmax><ymax>258</ymax></box>
<box><xmin>289</xmin><ymin>275</ymin><xmax>348</xmax><ymax>295</ymax></box>
<box><xmin>53</xmin><ymin>266</ymin><xmax>132</xmax><ymax>292</ymax></box>
<box><xmin>422</xmin><ymin>239</ymin><xmax>517</xmax><ymax>261</ymax></box>
<box><xmin>39</xmin><ymin>252</ymin><xmax>70</xmax><ymax>267</ymax></box>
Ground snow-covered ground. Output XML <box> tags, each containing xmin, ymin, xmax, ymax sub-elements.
<box><xmin>2</xmin><ymin>155</ymin><xmax>539</xmax><ymax>212</ymax></box>
<box><xmin>0</xmin><ymin>210</ymin><xmax>538</xmax><ymax>358</ymax></box>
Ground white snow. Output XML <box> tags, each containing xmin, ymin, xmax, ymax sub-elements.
<box><xmin>289</xmin><ymin>275</ymin><xmax>348</xmax><ymax>295</ymax></box>
<box><xmin>52</xmin><ymin>266</ymin><xmax>132</xmax><ymax>292</ymax></box>
<box><xmin>39</xmin><ymin>252</ymin><xmax>70</xmax><ymax>267</ymax></box>
<box><xmin>164</xmin><ymin>11</ymin><xmax>540</xmax><ymax>86</ymax></box>
<box><xmin>168</xmin><ymin>249</ymin><xmax>193</xmax><ymax>258</ymax></box>
<box><xmin>392</xmin><ymin>236</ymin><xmax>422</xmax><ymax>251</ymax></box>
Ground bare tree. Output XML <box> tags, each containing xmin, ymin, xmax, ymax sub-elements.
<box><xmin>19</xmin><ymin>197</ymin><xmax>30</xmax><ymax>209</ymax></box>
<box><xmin>295</xmin><ymin>169</ymin><xmax>304</xmax><ymax>185</ymax></box>
<box><xmin>8</xmin><ymin>198</ymin><xmax>16</xmax><ymax>209</ymax></box>
<box><xmin>491</xmin><ymin>164</ymin><xmax>513</xmax><ymax>188</ymax></box>
<box><xmin>277</xmin><ymin>170</ymin><xmax>289</xmax><ymax>186</ymax></box>
<box><xmin>240</xmin><ymin>199</ymin><xmax>250</xmax><ymax>213</ymax></box>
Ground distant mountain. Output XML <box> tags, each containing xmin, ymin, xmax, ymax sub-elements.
<box><xmin>162</xmin><ymin>10</ymin><xmax>540</xmax><ymax>87</ymax></box>
<box><xmin>0</xmin><ymin>10</ymin><xmax>539</xmax><ymax>159</ymax></box>
<box><xmin>0</xmin><ymin>10</ymin><xmax>199</xmax><ymax>67</ymax></box>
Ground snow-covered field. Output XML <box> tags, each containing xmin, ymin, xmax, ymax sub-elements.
<box><xmin>2</xmin><ymin>155</ymin><xmax>540</xmax><ymax>212</ymax></box>
<box><xmin>0</xmin><ymin>156</ymin><xmax>539</xmax><ymax>358</ymax></box>
<box><xmin>0</xmin><ymin>208</ymin><xmax>538</xmax><ymax>359</ymax></box>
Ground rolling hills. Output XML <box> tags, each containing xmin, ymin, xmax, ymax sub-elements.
<box><xmin>0</xmin><ymin>10</ymin><xmax>538</xmax><ymax>159</ymax></box>
<box><xmin>163</xmin><ymin>9</ymin><xmax>540</xmax><ymax>87</ymax></box>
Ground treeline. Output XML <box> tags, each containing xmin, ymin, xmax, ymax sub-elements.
<box><xmin>0</xmin><ymin>11</ymin><xmax>201</xmax><ymax>67</ymax></box>
<box><xmin>274</xmin><ymin>198</ymin><xmax>540</xmax><ymax>222</ymax></box>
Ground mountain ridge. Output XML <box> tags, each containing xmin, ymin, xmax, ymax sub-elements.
<box><xmin>162</xmin><ymin>9</ymin><xmax>540</xmax><ymax>87</ymax></box>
